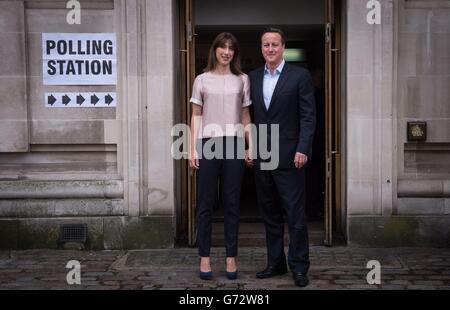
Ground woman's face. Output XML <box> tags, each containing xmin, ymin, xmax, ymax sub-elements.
<box><xmin>215</xmin><ymin>41</ymin><xmax>234</xmax><ymax>67</ymax></box>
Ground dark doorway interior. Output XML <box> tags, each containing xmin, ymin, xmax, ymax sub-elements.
<box><xmin>194</xmin><ymin>25</ymin><xmax>327</xmax><ymax>245</ymax></box>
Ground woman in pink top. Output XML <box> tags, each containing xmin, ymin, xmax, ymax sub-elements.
<box><xmin>189</xmin><ymin>32</ymin><xmax>252</xmax><ymax>280</ymax></box>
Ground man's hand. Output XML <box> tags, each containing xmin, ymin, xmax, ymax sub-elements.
<box><xmin>294</xmin><ymin>152</ymin><xmax>308</xmax><ymax>169</ymax></box>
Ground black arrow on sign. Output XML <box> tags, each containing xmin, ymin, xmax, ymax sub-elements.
<box><xmin>48</xmin><ymin>94</ymin><xmax>56</xmax><ymax>106</ymax></box>
<box><xmin>105</xmin><ymin>94</ymin><xmax>114</xmax><ymax>105</ymax></box>
<box><xmin>77</xmin><ymin>94</ymin><xmax>85</xmax><ymax>106</ymax></box>
<box><xmin>91</xmin><ymin>94</ymin><xmax>99</xmax><ymax>105</ymax></box>
<box><xmin>62</xmin><ymin>94</ymin><xmax>71</xmax><ymax>105</ymax></box>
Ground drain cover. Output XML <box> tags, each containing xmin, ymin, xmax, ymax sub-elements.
<box><xmin>59</xmin><ymin>224</ymin><xmax>87</xmax><ymax>243</ymax></box>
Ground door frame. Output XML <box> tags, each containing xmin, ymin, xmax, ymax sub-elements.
<box><xmin>324</xmin><ymin>0</ymin><xmax>344</xmax><ymax>246</ymax></box>
<box><xmin>177</xmin><ymin>0</ymin><xmax>197</xmax><ymax>246</ymax></box>
<box><xmin>177</xmin><ymin>0</ymin><xmax>346</xmax><ymax>246</ymax></box>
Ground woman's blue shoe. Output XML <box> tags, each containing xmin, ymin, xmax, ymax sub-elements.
<box><xmin>226</xmin><ymin>270</ymin><xmax>238</xmax><ymax>280</ymax></box>
<box><xmin>199</xmin><ymin>271</ymin><xmax>213</xmax><ymax>280</ymax></box>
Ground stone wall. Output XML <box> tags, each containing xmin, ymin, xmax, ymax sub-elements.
<box><xmin>347</xmin><ymin>0</ymin><xmax>450</xmax><ymax>246</ymax></box>
<box><xmin>0</xmin><ymin>0</ymin><xmax>176</xmax><ymax>249</ymax></box>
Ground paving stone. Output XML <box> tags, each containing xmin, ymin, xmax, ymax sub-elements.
<box><xmin>413</xmin><ymin>280</ymin><xmax>445</xmax><ymax>285</ymax></box>
<box><xmin>346</xmin><ymin>284</ymin><xmax>380</xmax><ymax>289</ymax></box>
<box><xmin>389</xmin><ymin>280</ymin><xmax>412</xmax><ymax>285</ymax></box>
<box><xmin>380</xmin><ymin>284</ymin><xmax>407</xmax><ymax>289</ymax></box>
<box><xmin>83</xmin><ymin>272</ymin><xmax>114</xmax><ymax>277</ymax></box>
<box><xmin>407</xmin><ymin>285</ymin><xmax>436</xmax><ymax>290</ymax></box>
<box><xmin>120</xmin><ymin>285</ymin><xmax>142</xmax><ymax>290</ymax></box>
<box><xmin>142</xmin><ymin>285</ymin><xmax>156</xmax><ymax>290</ymax></box>
<box><xmin>426</xmin><ymin>275</ymin><xmax>450</xmax><ymax>280</ymax></box>
<box><xmin>0</xmin><ymin>247</ymin><xmax>448</xmax><ymax>290</ymax></box>
<box><xmin>412</xmin><ymin>270</ymin><xmax>440</xmax><ymax>275</ymax></box>
<box><xmin>102</xmin><ymin>280</ymin><xmax>120</xmax><ymax>286</ymax></box>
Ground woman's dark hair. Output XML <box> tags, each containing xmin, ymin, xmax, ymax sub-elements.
<box><xmin>204</xmin><ymin>32</ymin><xmax>243</xmax><ymax>75</ymax></box>
<box><xmin>261</xmin><ymin>27</ymin><xmax>286</xmax><ymax>45</ymax></box>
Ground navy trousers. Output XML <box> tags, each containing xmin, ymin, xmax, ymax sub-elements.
<box><xmin>196</xmin><ymin>137</ymin><xmax>245</xmax><ymax>257</ymax></box>
<box><xmin>254</xmin><ymin>168</ymin><xmax>310</xmax><ymax>274</ymax></box>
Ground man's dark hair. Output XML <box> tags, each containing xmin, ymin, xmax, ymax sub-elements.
<box><xmin>261</xmin><ymin>27</ymin><xmax>286</xmax><ymax>45</ymax></box>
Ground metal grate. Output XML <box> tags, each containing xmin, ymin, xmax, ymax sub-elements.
<box><xmin>59</xmin><ymin>224</ymin><xmax>87</xmax><ymax>243</ymax></box>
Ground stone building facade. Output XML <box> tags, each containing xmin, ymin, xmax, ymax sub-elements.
<box><xmin>0</xmin><ymin>0</ymin><xmax>449</xmax><ymax>249</ymax></box>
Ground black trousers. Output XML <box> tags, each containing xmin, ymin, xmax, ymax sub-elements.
<box><xmin>254</xmin><ymin>168</ymin><xmax>310</xmax><ymax>274</ymax></box>
<box><xmin>196</xmin><ymin>137</ymin><xmax>245</xmax><ymax>257</ymax></box>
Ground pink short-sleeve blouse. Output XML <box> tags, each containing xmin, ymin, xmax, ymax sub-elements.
<box><xmin>190</xmin><ymin>72</ymin><xmax>251</xmax><ymax>138</ymax></box>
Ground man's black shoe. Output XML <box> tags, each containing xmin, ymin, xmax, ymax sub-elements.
<box><xmin>256</xmin><ymin>265</ymin><xmax>288</xmax><ymax>279</ymax></box>
<box><xmin>292</xmin><ymin>272</ymin><xmax>309</xmax><ymax>287</ymax></box>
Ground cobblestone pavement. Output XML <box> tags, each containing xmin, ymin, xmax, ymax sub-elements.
<box><xmin>0</xmin><ymin>247</ymin><xmax>449</xmax><ymax>290</ymax></box>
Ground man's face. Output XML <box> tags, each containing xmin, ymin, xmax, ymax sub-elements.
<box><xmin>261</xmin><ymin>32</ymin><xmax>285</xmax><ymax>67</ymax></box>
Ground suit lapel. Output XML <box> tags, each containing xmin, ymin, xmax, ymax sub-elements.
<box><xmin>268</xmin><ymin>63</ymin><xmax>291</xmax><ymax>113</ymax></box>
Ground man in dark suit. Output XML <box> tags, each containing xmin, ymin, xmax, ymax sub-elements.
<box><xmin>248</xmin><ymin>28</ymin><xmax>316</xmax><ymax>287</ymax></box>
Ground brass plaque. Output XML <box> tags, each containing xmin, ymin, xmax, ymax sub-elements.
<box><xmin>407</xmin><ymin>122</ymin><xmax>427</xmax><ymax>141</ymax></box>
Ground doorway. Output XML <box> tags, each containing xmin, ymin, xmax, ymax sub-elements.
<box><xmin>177</xmin><ymin>0</ymin><xmax>345</xmax><ymax>247</ymax></box>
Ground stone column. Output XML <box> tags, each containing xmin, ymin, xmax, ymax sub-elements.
<box><xmin>116</xmin><ymin>0</ymin><xmax>175</xmax><ymax>217</ymax></box>
<box><xmin>116</xmin><ymin>0</ymin><xmax>146</xmax><ymax>217</ymax></box>
<box><xmin>0</xmin><ymin>1</ymin><xmax>28</xmax><ymax>152</ymax></box>
<box><xmin>346</xmin><ymin>0</ymin><xmax>396</xmax><ymax>243</ymax></box>
<box><xmin>144</xmin><ymin>0</ymin><xmax>175</xmax><ymax>216</ymax></box>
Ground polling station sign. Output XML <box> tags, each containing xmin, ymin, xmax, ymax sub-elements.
<box><xmin>42</xmin><ymin>33</ymin><xmax>117</xmax><ymax>85</ymax></box>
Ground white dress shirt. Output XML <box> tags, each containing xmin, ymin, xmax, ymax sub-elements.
<box><xmin>263</xmin><ymin>59</ymin><xmax>285</xmax><ymax>110</ymax></box>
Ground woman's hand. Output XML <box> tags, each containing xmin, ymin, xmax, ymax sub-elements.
<box><xmin>245</xmin><ymin>149</ymin><xmax>253</xmax><ymax>168</ymax></box>
<box><xmin>189</xmin><ymin>149</ymin><xmax>200</xmax><ymax>170</ymax></box>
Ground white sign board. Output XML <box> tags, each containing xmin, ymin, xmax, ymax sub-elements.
<box><xmin>45</xmin><ymin>92</ymin><xmax>117</xmax><ymax>108</ymax></box>
<box><xmin>42</xmin><ymin>33</ymin><xmax>117</xmax><ymax>85</ymax></box>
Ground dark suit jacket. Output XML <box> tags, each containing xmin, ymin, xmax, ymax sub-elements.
<box><xmin>249</xmin><ymin>63</ymin><xmax>316</xmax><ymax>169</ymax></box>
